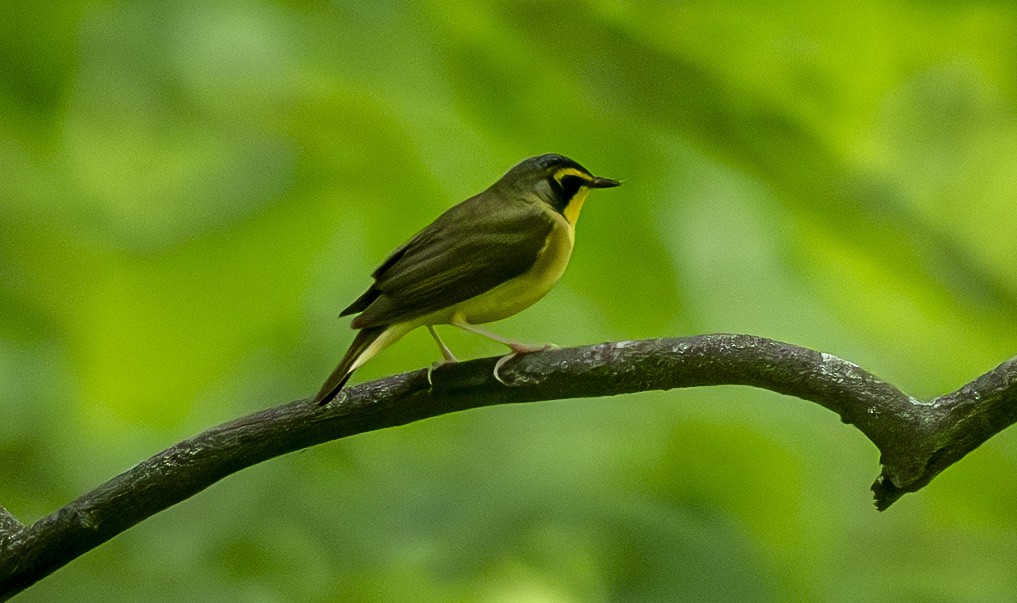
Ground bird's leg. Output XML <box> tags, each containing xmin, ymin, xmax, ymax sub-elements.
<box><xmin>451</xmin><ymin>320</ymin><xmax>555</xmax><ymax>385</ymax></box>
<box><xmin>426</xmin><ymin>326</ymin><xmax>458</xmax><ymax>386</ymax></box>
<box><xmin>451</xmin><ymin>321</ymin><xmax>553</xmax><ymax>353</ymax></box>
<box><xmin>427</xmin><ymin>326</ymin><xmax>458</xmax><ymax>363</ymax></box>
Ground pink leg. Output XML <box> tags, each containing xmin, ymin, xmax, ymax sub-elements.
<box><xmin>426</xmin><ymin>326</ymin><xmax>458</xmax><ymax>386</ymax></box>
<box><xmin>427</xmin><ymin>326</ymin><xmax>458</xmax><ymax>363</ymax></box>
<box><xmin>452</xmin><ymin>320</ymin><xmax>555</xmax><ymax>385</ymax></box>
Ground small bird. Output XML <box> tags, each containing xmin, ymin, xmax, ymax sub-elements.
<box><xmin>312</xmin><ymin>153</ymin><xmax>620</xmax><ymax>405</ymax></box>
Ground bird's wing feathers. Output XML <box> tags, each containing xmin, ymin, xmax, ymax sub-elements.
<box><xmin>339</xmin><ymin>230</ymin><xmax>419</xmax><ymax>317</ymax></box>
<box><xmin>348</xmin><ymin>196</ymin><xmax>555</xmax><ymax>329</ymax></box>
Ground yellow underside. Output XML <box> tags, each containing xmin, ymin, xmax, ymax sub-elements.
<box><xmin>350</xmin><ymin>190</ymin><xmax>590</xmax><ymax>372</ymax></box>
<box><xmin>447</xmin><ymin>212</ymin><xmax>575</xmax><ymax>325</ymax></box>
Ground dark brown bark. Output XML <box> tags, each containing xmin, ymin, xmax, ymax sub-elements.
<box><xmin>2</xmin><ymin>334</ymin><xmax>1015</xmax><ymax>599</ymax></box>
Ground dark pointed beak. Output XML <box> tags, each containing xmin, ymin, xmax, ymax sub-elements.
<box><xmin>588</xmin><ymin>176</ymin><xmax>621</xmax><ymax>189</ymax></box>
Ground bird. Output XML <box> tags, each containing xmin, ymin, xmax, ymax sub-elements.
<box><xmin>312</xmin><ymin>153</ymin><xmax>620</xmax><ymax>405</ymax></box>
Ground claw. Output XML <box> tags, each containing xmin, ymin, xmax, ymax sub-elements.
<box><xmin>427</xmin><ymin>358</ymin><xmax>457</xmax><ymax>387</ymax></box>
<box><xmin>494</xmin><ymin>344</ymin><xmax>556</xmax><ymax>385</ymax></box>
<box><xmin>493</xmin><ymin>352</ymin><xmax>519</xmax><ymax>385</ymax></box>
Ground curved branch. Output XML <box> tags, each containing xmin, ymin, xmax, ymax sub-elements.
<box><xmin>2</xmin><ymin>334</ymin><xmax>1015</xmax><ymax>598</ymax></box>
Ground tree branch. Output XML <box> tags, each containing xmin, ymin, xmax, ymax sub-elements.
<box><xmin>2</xmin><ymin>334</ymin><xmax>1015</xmax><ymax>599</ymax></box>
<box><xmin>0</xmin><ymin>506</ymin><xmax>22</xmax><ymax>544</ymax></box>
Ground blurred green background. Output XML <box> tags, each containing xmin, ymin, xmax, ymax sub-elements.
<box><xmin>3</xmin><ymin>0</ymin><xmax>1017</xmax><ymax>600</ymax></box>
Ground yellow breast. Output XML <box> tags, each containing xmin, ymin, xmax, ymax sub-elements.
<box><xmin>443</xmin><ymin>212</ymin><xmax>575</xmax><ymax>325</ymax></box>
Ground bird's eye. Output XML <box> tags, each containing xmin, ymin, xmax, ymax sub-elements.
<box><xmin>555</xmin><ymin>174</ymin><xmax>585</xmax><ymax>203</ymax></box>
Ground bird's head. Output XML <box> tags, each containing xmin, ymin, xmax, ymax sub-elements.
<box><xmin>493</xmin><ymin>154</ymin><xmax>620</xmax><ymax>224</ymax></box>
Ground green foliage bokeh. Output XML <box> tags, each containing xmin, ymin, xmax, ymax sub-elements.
<box><xmin>3</xmin><ymin>0</ymin><xmax>1017</xmax><ymax>600</ymax></box>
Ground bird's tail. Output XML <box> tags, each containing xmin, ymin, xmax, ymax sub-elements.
<box><xmin>312</xmin><ymin>326</ymin><xmax>386</xmax><ymax>405</ymax></box>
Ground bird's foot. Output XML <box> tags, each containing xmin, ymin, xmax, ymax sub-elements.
<box><xmin>494</xmin><ymin>342</ymin><xmax>556</xmax><ymax>385</ymax></box>
<box><xmin>507</xmin><ymin>342</ymin><xmax>557</xmax><ymax>355</ymax></box>
<box><xmin>427</xmin><ymin>357</ymin><xmax>458</xmax><ymax>386</ymax></box>
<box><xmin>493</xmin><ymin>353</ymin><xmax>517</xmax><ymax>385</ymax></box>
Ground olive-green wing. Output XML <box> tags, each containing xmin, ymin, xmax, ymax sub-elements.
<box><xmin>347</xmin><ymin>195</ymin><xmax>555</xmax><ymax>329</ymax></box>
